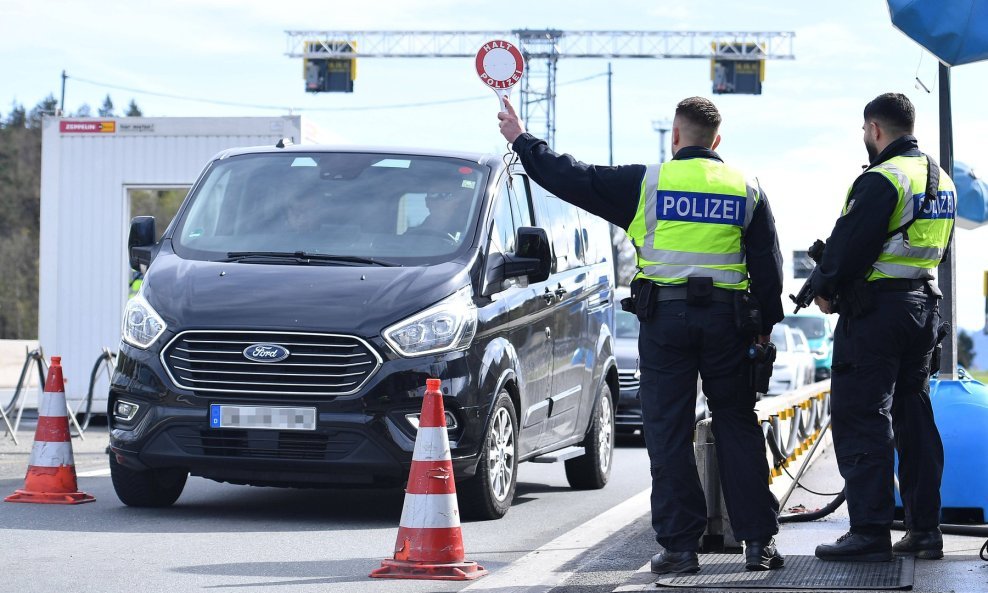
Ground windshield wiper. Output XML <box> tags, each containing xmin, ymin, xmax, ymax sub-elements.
<box><xmin>220</xmin><ymin>251</ymin><xmax>399</xmax><ymax>266</ymax></box>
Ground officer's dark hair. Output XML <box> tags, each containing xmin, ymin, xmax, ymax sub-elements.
<box><xmin>863</xmin><ymin>93</ymin><xmax>915</xmax><ymax>136</ymax></box>
<box><xmin>675</xmin><ymin>97</ymin><xmax>721</xmax><ymax>147</ymax></box>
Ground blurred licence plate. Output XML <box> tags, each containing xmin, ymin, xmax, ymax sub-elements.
<box><xmin>209</xmin><ymin>405</ymin><xmax>317</xmax><ymax>431</ymax></box>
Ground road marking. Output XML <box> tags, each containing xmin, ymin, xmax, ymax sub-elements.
<box><xmin>76</xmin><ymin>468</ymin><xmax>110</xmax><ymax>477</ymax></box>
<box><xmin>462</xmin><ymin>488</ymin><xmax>650</xmax><ymax>592</ymax></box>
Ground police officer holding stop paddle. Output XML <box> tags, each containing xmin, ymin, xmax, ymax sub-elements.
<box><xmin>498</xmin><ymin>95</ymin><xmax>785</xmax><ymax>574</ymax></box>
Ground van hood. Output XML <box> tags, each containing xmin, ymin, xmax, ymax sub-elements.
<box><xmin>143</xmin><ymin>252</ymin><xmax>472</xmax><ymax>337</ymax></box>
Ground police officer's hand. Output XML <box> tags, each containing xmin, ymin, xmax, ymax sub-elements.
<box><xmin>497</xmin><ymin>95</ymin><xmax>526</xmax><ymax>144</ymax></box>
<box><xmin>814</xmin><ymin>296</ymin><xmax>833</xmax><ymax>315</ymax></box>
<box><xmin>756</xmin><ymin>334</ymin><xmax>770</xmax><ymax>345</ymax></box>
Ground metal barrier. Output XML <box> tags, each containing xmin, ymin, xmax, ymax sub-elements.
<box><xmin>697</xmin><ymin>381</ymin><xmax>833</xmax><ymax>552</ymax></box>
<box><xmin>1</xmin><ymin>348</ymin><xmax>100</xmax><ymax>442</ymax></box>
<box><xmin>73</xmin><ymin>347</ymin><xmax>116</xmax><ymax>434</ymax></box>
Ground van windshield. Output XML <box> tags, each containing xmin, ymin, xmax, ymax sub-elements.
<box><xmin>172</xmin><ymin>152</ymin><xmax>488</xmax><ymax>265</ymax></box>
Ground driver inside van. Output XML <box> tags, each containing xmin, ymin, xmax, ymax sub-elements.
<box><xmin>284</xmin><ymin>189</ymin><xmax>325</xmax><ymax>233</ymax></box>
<box><xmin>410</xmin><ymin>187</ymin><xmax>471</xmax><ymax>243</ymax></box>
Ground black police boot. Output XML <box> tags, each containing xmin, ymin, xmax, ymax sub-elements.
<box><xmin>815</xmin><ymin>531</ymin><xmax>892</xmax><ymax>562</ymax></box>
<box><xmin>892</xmin><ymin>529</ymin><xmax>944</xmax><ymax>559</ymax></box>
<box><xmin>650</xmin><ymin>550</ymin><xmax>700</xmax><ymax>575</ymax></box>
<box><xmin>744</xmin><ymin>537</ymin><xmax>785</xmax><ymax>571</ymax></box>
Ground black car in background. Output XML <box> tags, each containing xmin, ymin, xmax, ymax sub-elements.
<box><xmin>109</xmin><ymin>145</ymin><xmax>618</xmax><ymax>519</ymax></box>
<box><xmin>613</xmin><ymin>288</ymin><xmax>708</xmax><ymax>436</ymax></box>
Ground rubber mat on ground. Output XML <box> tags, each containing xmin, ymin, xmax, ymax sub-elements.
<box><xmin>655</xmin><ymin>555</ymin><xmax>914</xmax><ymax>590</ymax></box>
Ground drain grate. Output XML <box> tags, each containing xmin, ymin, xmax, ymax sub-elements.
<box><xmin>655</xmin><ymin>555</ymin><xmax>914</xmax><ymax>590</ymax></box>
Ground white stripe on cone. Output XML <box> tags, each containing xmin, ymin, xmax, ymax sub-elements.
<box><xmin>38</xmin><ymin>390</ymin><xmax>68</xmax><ymax>418</ymax></box>
<box><xmin>398</xmin><ymin>493</ymin><xmax>461</xmax><ymax>529</ymax></box>
<box><xmin>411</xmin><ymin>427</ymin><xmax>452</xmax><ymax>462</ymax></box>
<box><xmin>28</xmin><ymin>441</ymin><xmax>75</xmax><ymax>468</ymax></box>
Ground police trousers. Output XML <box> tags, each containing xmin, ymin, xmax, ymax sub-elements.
<box><xmin>830</xmin><ymin>289</ymin><xmax>944</xmax><ymax>533</ymax></box>
<box><xmin>638</xmin><ymin>299</ymin><xmax>779</xmax><ymax>551</ymax></box>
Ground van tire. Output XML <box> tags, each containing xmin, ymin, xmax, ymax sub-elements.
<box><xmin>110</xmin><ymin>453</ymin><xmax>187</xmax><ymax>507</ymax></box>
<box><xmin>458</xmin><ymin>391</ymin><xmax>517</xmax><ymax>520</ymax></box>
<box><xmin>565</xmin><ymin>384</ymin><xmax>614</xmax><ymax>490</ymax></box>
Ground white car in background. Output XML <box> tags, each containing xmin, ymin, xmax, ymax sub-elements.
<box><xmin>767</xmin><ymin>324</ymin><xmax>816</xmax><ymax>395</ymax></box>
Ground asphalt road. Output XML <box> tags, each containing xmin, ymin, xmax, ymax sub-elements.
<box><xmin>0</xmin><ymin>427</ymin><xmax>653</xmax><ymax>593</ymax></box>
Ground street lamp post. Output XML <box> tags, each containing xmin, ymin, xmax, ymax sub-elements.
<box><xmin>652</xmin><ymin>119</ymin><xmax>671</xmax><ymax>163</ymax></box>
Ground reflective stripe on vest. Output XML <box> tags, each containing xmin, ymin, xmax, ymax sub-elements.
<box><xmin>628</xmin><ymin>159</ymin><xmax>759</xmax><ymax>289</ymax></box>
<box><xmin>848</xmin><ymin>155</ymin><xmax>955</xmax><ymax>282</ymax></box>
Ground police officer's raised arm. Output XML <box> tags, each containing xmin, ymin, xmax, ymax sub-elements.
<box><xmin>498</xmin><ymin>95</ymin><xmax>643</xmax><ymax>230</ymax></box>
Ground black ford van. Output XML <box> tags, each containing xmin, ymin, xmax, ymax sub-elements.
<box><xmin>109</xmin><ymin>144</ymin><xmax>617</xmax><ymax>519</ymax></box>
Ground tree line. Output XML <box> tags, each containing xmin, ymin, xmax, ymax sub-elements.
<box><xmin>0</xmin><ymin>93</ymin><xmax>142</xmax><ymax>339</ymax></box>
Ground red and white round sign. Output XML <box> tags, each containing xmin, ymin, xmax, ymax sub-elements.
<box><xmin>475</xmin><ymin>39</ymin><xmax>525</xmax><ymax>90</ymax></box>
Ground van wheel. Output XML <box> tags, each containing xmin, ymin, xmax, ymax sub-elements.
<box><xmin>458</xmin><ymin>391</ymin><xmax>517</xmax><ymax>520</ymax></box>
<box><xmin>565</xmin><ymin>384</ymin><xmax>614</xmax><ymax>490</ymax></box>
<box><xmin>110</xmin><ymin>453</ymin><xmax>187</xmax><ymax>507</ymax></box>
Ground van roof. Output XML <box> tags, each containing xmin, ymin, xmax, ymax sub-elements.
<box><xmin>211</xmin><ymin>143</ymin><xmax>504</xmax><ymax>171</ymax></box>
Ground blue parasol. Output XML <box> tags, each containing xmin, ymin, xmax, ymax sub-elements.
<box><xmin>954</xmin><ymin>161</ymin><xmax>988</xmax><ymax>227</ymax></box>
<box><xmin>887</xmin><ymin>0</ymin><xmax>988</xmax><ymax>66</ymax></box>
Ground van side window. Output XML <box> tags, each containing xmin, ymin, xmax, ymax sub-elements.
<box><xmin>508</xmin><ymin>174</ymin><xmax>533</xmax><ymax>228</ymax></box>
<box><xmin>491</xmin><ymin>192</ymin><xmax>516</xmax><ymax>254</ymax></box>
<box><xmin>541</xmin><ymin>195</ymin><xmax>584</xmax><ymax>273</ymax></box>
<box><xmin>577</xmin><ymin>210</ymin><xmax>611</xmax><ymax>266</ymax></box>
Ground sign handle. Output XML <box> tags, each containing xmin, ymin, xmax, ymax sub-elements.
<box><xmin>495</xmin><ymin>89</ymin><xmax>510</xmax><ymax>113</ymax></box>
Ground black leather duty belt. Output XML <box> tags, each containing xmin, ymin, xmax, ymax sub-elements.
<box><xmin>654</xmin><ymin>285</ymin><xmax>736</xmax><ymax>304</ymax></box>
<box><xmin>871</xmin><ymin>278</ymin><xmax>930</xmax><ymax>292</ymax></box>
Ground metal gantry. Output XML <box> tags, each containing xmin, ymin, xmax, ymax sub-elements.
<box><xmin>286</xmin><ymin>30</ymin><xmax>796</xmax><ymax>147</ymax></box>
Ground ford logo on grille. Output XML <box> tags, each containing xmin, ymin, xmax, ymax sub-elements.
<box><xmin>243</xmin><ymin>344</ymin><xmax>290</xmax><ymax>363</ymax></box>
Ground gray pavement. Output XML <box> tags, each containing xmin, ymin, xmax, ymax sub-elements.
<box><xmin>2</xmin><ymin>420</ymin><xmax>985</xmax><ymax>592</ymax></box>
<box><xmin>605</xmin><ymin>444</ymin><xmax>988</xmax><ymax>593</ymax></box>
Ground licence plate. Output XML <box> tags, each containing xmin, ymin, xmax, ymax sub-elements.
<box><xmin>209</xmin><ymin>404</ymin><xmax>317</xmax><ymax>431</ymax></box>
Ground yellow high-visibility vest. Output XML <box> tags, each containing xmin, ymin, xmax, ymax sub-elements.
<box><xmin>626</xmin><ymin>158</ymin><xmax>760</xmax><ymax>290</ymax></box>
<box><xmin>845</xmin><ymin>155</ymin><xmax>955</xmax><ymax>282</ymax></box>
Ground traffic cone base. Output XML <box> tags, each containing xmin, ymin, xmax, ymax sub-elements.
<box><xmin>4</xmin><ymin>356</ymin><xmax>95</xmax><ymax>505</ymax></box>
<box><xmin>370</xmin><ymin>558</ymin><xmax>487</xmax><ymax>581</ymax></box>
<box><xmin>371</xmin><ymin>378</ymin><xmax>486</xmax><ymax>581</ymax></box>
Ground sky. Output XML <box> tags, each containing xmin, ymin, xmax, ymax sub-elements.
<box><xmin>2</xmin><ymin>0</ymin><xmax>987</xmax><ymax>332</ymax></box>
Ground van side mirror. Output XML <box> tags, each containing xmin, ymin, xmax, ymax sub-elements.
<box><xmin>504</xmin><ymin>227</ymin><xmax>551</xmax><ymax>283</ymax></box>
<box><xmin>129</xmin><ymin>216</ymin><xmax>156</xmax><ymax>271</ymax></box>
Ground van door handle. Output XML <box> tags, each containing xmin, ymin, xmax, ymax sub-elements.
<box><xmin>554</xmin><ymin>284</ymin><xmax>567</xmax><ymax>298</ymax></box>
<box><xmin>542</xmin><ymin>288</ymin><xmax>555</xmax><ymax>304</ymax></box>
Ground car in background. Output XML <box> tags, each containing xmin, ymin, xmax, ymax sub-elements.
<box><xmin>780</xmin><ymin>313</ymin><xmax>834</xmax><ymax>380</ymax></box>
<box><xmin>613</xmin><ymin>287</ymin><xmax>708</xmax><ymax>435</ymax></box>
<box><xmin>767</xmin><ymin>324</ymin><xmax>816</xmax><ymax>395</ymax></box>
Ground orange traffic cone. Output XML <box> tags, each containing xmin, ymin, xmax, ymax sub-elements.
<box><xmin>370</xmin><ymin>378</ymin><xmax>486</xmax><ymax>581</ymax></box>
<box><xmin>5</xmin><ymin>356</ymin><xmax>95</xmax><ymax>505</ymax></box>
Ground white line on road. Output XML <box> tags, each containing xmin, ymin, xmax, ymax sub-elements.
<box><xmin>462</xmin><ymin>487</ymin><xmax>651</xmax><ymax>593</ymax></box>
<box><xmin>76</xmin><ymin>467</ymin><xmax>110</xmax><ymax>477</ymax></box>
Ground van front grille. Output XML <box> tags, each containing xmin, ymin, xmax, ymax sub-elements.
<box><xmin>161</xmin><ymin>331</ymin><xmax>381</xmax><ymax>397</ymax></box>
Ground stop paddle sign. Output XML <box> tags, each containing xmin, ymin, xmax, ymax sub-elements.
<box><xmin>476</xmin><ymin>39</ymin><xmax>525</xmax><ymax>112</ymax></box>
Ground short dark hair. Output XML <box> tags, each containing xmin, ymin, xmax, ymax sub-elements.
<box><xmin>863</xmin><ymin>93</ymin><xmax>915</xmax><ymax>135</ymax></box>
<box><xmin>675</xmin><ymin>97</ymin><xmax>721</xmax><ymax>146</ymax></box>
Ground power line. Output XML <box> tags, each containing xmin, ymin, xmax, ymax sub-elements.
<box><xmin>66</xmin><ymin>71</ymin><xmax>609</xmax><ymax>114</ymax></box>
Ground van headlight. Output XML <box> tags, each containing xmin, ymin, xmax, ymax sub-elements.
<box><xmin>383</xmin><ymin>286</ymin><xmax>477</xmax><ymax>357</ymax></box>
<box><xmin>122</xmin><ymin>294</ymin><xmax>167</xmax><ymax>349</ymax></box>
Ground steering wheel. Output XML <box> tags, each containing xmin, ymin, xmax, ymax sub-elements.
<box><xmin>404</xmin><ymin>226</ymin><xmax>458</xmax><ymax>244</ymax></box>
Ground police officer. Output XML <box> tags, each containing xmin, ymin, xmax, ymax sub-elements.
<box><xmin>498</xmin><ymin>95</ymin><xmax>785</xmax><ymax>573</ymax></box>
<box><xmin>812</xmin><ymin>93</ymin><xmax>955</xmax><ymax>562</ymax></box>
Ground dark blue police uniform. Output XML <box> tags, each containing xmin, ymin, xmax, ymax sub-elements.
<box><xmin>510</xmin><ymin>133</ymin><xmax>785</xmax><ymax>554</ymax></box>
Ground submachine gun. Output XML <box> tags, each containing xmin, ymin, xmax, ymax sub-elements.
<box><xmin>789</xmin><ymin>239</ymin><xmax>826</xmax><ymax>313</ymax></box>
